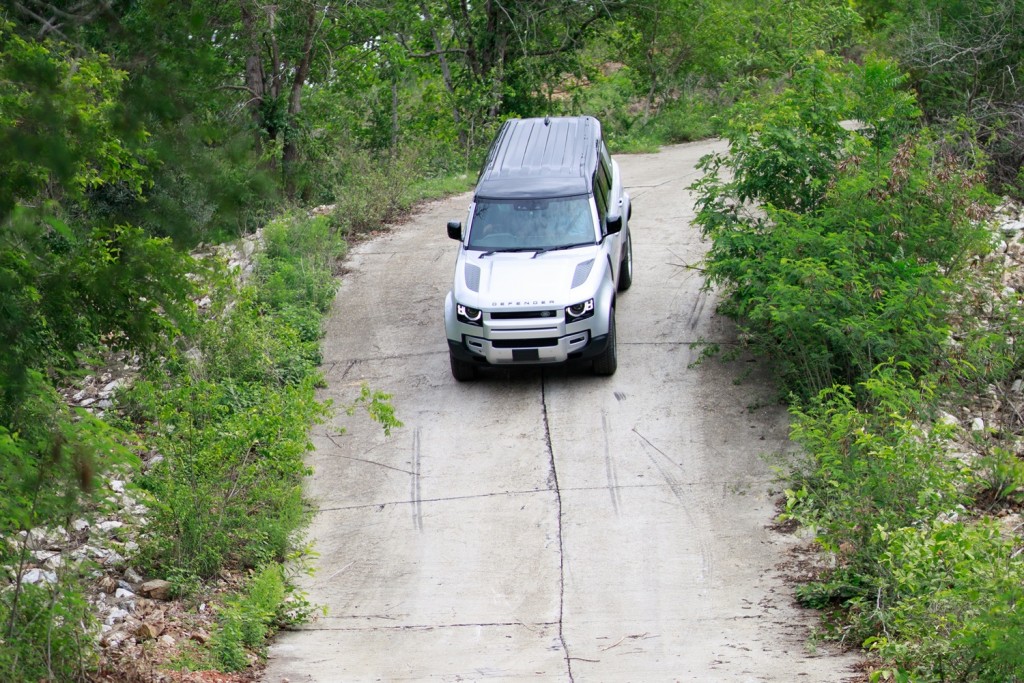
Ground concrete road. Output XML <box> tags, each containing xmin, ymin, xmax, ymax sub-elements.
<box><xmin>261</xmin><ymin>141</ymin><xmax>862</xmax><ymax>682</ymax></box>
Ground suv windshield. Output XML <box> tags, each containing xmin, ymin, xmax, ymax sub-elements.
<box><xmin>467</xmin><ymin>196</ymin><xmax>596</xmax><ymax>251</ymax></box>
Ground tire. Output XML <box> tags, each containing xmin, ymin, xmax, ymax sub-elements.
<box><xmin>617</xmin><ymin>232</ymin><xmax>633</xmax><ymax>292</ymax></box>
<box><xmin>450</xmin><ymin>352</ymin><xmax>476</xmax><ymax>382</ymax></box>
<box><xmin>593</xmin><ymin>308</ymin><xmax>617</xmax><ymax>376</ymax></box>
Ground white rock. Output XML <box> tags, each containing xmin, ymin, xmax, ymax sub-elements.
<box><xmin>72</xmin><ymin>519</ymin><xmax>90</xmax><ymax>532</ymax></box>
<box><xmin>35</xmin><ymin>551</ymin><xmax>64</xmax><ymax>571</ymax></box>
<box><xmin>110</xmin><ymin>480</ymin><xmax>126</xmax><ymax>494</ymax></box>
<box><xmin>26</xmin><ymin>527</ymin><xmax>66</xmax><ymax>550</ymax></box>
<box><xmin>938</xmin><ymin>412</ymin><xmax>960</xmax><ymax>427</ymax></box>
<box><xmin>1012</xmin><ymin>379</ymin><xmax>1023</xmax><ymax>394</ymax></box>
<box><xmin>97</xmin><ymin>520</ymin><xmax>124</xmax><ymax>534</ymax></box>
<box><xmin>115</xmin><ymin>588</ymin><xmax>137</xmax><ymax>600</ymax></box>
<box><xmin>971</xmin><ymin>417</ymin><xmax>986</xmax><ymax>432</ymax></box>
<box><xmin>105</xmin><ymin>608</ymin><xmax>129</xmax><ymax>626</ymax></box>
<box><xmin>102</xmin><ymin>550</ymin><xmax>125</xmax><ymax>567</ymax></box>
<box><xmin>1001</xmin><ymin>220</ymin><xmax>1024</xmax><ymax>234</ymax></box>
<box><xmin>22</xmin><ymin>568</ymin><xmax>57</xmax><ymax>585</ymax></box>
<box><xmin>101</xmin><ymin>379</ymin><xmax>123</xmax><ymax>395</ymax></box>
<box><xmin>79</xmin><ymin>397</ymin><xmax>97</xmax><ymax>407</ymax></box>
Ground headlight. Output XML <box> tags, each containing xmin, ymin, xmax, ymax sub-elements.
<box><xmin>565</xmin><ymin>299</ymin><xmax>595</xmax><ymax>322</ymax></box>
<box><xmin>457</xmin><ymin>303</ymin><xmax>483</xmax><ymax>326</ymax></box>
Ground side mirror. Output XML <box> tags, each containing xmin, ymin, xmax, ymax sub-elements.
<box><xmin>447</xmin><ymin>221</ymin><xmax>462</xmax><ymax>241</ymax></box>
<box><xmin>606</xmin><ymin>213</ymin><xmax>622</xmax><ymax>235</ymax></box>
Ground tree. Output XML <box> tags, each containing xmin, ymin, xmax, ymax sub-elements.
<box><xmin>880</xmin><ymin>0</ymin><xmax>1024</xmax><ymax>191</ymax></box>
<box><xmin>396</xmin><ymin>1</ymin><xmax>627</xmax><ymax>134</ymax></box>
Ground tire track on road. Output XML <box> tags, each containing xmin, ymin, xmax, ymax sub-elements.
<box><xmin>411</xmin><ymin>427</ymin><xmax>423</xmax><ymax>531</ymax></box>
<box><xmin>632</xmin><ymin>427</ymin><xmax>714</xmax><ymax>585</ymax></box>
<box><xmin>602</xmin><ymin>411</ymin><xmax>622</xmax><ymax>515</ymax></box>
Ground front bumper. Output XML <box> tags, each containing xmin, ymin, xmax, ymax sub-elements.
<box><xmin>448</xmin><ymin>331</ymin><xmax>611</xmax><ymax>366</ymax></box>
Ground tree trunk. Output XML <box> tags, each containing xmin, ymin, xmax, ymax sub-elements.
<box><xmin>240</xmin><ymin>3</ymin><xmax>267</xmax><ymax>144</ymax></box>
<box><xmin>391</xmin><ymin>79</ymin><xmax>399</xmax><ymax>157</ymax></box>
<box><xmin>420</xmin><ymin>0</ymin><xmax>464</xmax><ymax>143</ymax></box>
<box><xmin>282</xmin><ymin>4</ymin><xmax>319</xmax><ymax>199</ymax></box>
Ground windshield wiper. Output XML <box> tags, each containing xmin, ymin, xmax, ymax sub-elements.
<box><xmin>531</xmin><ymin>242</ymin><xmax>591</xmax><ymax>258</ymax></box>
<box><xmin>478</xmin><ymin>247</ymin><xmax>540</xmax><ymax>257</ymax></box>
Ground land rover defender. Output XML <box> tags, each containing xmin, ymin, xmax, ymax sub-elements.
<box><xmin>444</xmin><ymin>116</ymin><xmax>633</xmax><ymax>381</ymax></box>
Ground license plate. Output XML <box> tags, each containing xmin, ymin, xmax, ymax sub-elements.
<box><xmin>513</xmin><ymin>349</ymin><xmax>540</xmax><ymax>361</ymax></box>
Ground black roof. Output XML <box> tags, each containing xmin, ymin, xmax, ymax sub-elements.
<box><xmin>474</xmin><ymin>116</ymin><xmax>601</xmax><ymax>200</ymax></box>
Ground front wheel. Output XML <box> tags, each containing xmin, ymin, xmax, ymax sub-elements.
<box><xmin>593</xmin><ymin>308</ymin><xmax>617</xmax><ymax>376</ymax></box>
<box><xmin>450</xmin><ymin>352</ymin><xmax>476</xmax><ymax>382</ymax></box>
<box><xmin>617</xmin><ymin>232</ymin><xmax>633</xmax><ymax>292</ymax></box>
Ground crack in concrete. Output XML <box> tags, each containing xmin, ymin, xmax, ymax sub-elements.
<box><xmin>324</xmin><ymin>350</ymin><xmax>445</xmax><ymax>370</ymax></box>
<box><xmin>314</xmin><ymin>488</ymin><xmax>552</xmax><ymax>514</ymax></box>
<box><xmin>336</xmin><ymin>359</ymin><xmax>358</xmax><ymax>380</ymax></box>
<box><xmin>631</xmin><ymin>427</ymin><xmax>687</xmax><ymax>475</ymax></box>
<box><xmin>541</xmin><ymin>374</ymin><xmax>575</xmax><ymax>683</ymax></box>
<box><xmin>618</xmin><ymin>340</ymin><xmax>743</xmax><ymax>346</ymax></box>
<box><xmin>298</xmin><ymin>620</ymin><xmax>561</xmax><ymax>634</ymax></box>
<box><xmin>325</xmin><ymin>434</ymin><xmax>415</xmax><ymax>475</ymax></box>
<box><xmin>312</xmin><ymin>478</ymin><xmax>779</xmax><ymax>516</ymax></box>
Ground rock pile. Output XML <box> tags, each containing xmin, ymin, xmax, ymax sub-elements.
<box><xmin>5</xmin><ymin>229</ymin><xmax>269</xmax><ymax>682</ymax></box>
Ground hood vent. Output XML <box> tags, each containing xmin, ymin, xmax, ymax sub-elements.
<box><xmin>465</xmin><ymin>263</ymin><xmax>481</xmax><ymax>292</ymax></box>
<box><xmin>571</xmin><ymin>259</ymin><xmax>594</xmax><ymax>288</ymax></box>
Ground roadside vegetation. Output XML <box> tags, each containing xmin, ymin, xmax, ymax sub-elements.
<box><xmin>1</xmin><ymin>0</ymin><xmax>1022</xmax><ymax>680</ymax></box>
<box><xmin>692</xmin><ymin>13</ymin><xmax>1024</xmax><ymax>683</ymax></box>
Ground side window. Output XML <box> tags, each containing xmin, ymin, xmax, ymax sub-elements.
<box><xmin>599</xmin><ymin>141</ymin><xmax>612</xmax><ymax>172</ymax></box>
<box><xmin>595</xmin><ymin>174</ymin><xmax>608</xmax><ymax>222</ymax></box>
<box><xmin>594</xmin><ymin>145</ymin><xmax>612</xmax><ymax>234</ymax></box>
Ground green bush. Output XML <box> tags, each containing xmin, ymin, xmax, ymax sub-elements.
<box><xmin>210</xmin><ymin>564</ymin><xmax>312</xmax><ymax>672</ymax></box>
<box><xmin>197</xmin><ymin>293</ymin><xmax>323</xmax><ymax>387</ymax></box>
<box><xmin>0</xmin><ymin>581</ymin><xmax>97</xmax><ymax>682</ymax></box>
<box><xmin>694</xmin><ymin>56</ymin><xmax>993</xmax><ymax>399</ymax></box>
<box><xmin>784</xmin><ymin>366</ymin><xmax>969</xmax><ymax>576</ymax></box>
<box><xmin>971</xmin><ymin>446</ymin><xmax>1024</xmax><ymax>507</ymax></box>
<box><xmin>134</xmin><ymin>376</ymin><xmax>326</xmax><ymax>578</ymax></box>
<box><xmin>864</xmin><ymin>521</ymin><xmax>1024</xmax><ymax>681</ymax></box>
<box><xmin>126</xmin><ymin>215</ymin><xmax>343</xmax><ymax>583</ymax></box>
<box><xmin>320</xmin><ymin>147</ymin><xmax>451</xmax><ymax>238</ymax></box>
<box><xmin>643</xmin><ymin>92</ymin><xmax>723</xmax><ymax>144</ymax></box>
<box><xmin>694</xmin><ymin>53</ymin><xmax>852</xmax><ymax>215</ymax></box>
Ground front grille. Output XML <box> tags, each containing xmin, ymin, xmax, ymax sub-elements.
<box><xmin>492</xmin><ymin>338</ymin><xmax>559</xmax><ymax>348</ymax></box>
<box><xmin>490</xmin><ymin>310</ymin><xmax>559</xmax><ymax>320</ymax></box>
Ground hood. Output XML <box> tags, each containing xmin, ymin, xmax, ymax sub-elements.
<box><xmin>455</xmin><ymin>246</ymin><xmax>600</xmax><ymax>308</ymax></box>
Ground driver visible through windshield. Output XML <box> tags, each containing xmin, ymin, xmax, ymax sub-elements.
<box><xmin>468</xmin><ymin>196</ymin><xmax>596</xmax><ymax>251</ymax></box>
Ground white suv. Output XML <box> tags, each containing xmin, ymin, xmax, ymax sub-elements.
<box><xmin>444</xmin><ymin>116</ymin><xmax>632</xmax><ymax>381</ymax></box>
